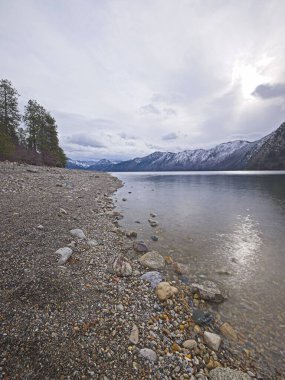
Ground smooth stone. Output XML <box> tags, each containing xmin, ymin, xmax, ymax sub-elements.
<box><xmin>129</xmin><ymin>324</ymin><xmax>139</xmax><ymax>345</ymax></box>
<box><xmin>70</xmin><ymin>228</ymin><xmax>86</xmax><ymax>239</ymax></box>
<box><xmin>156</xmin><ymin>281</ymin><xmax>178</xmax><ymax>301</ymax></box>
<box><xmin>141</xmin><ymin>271</ymin><xmax>163</xmax><ymax>288</ymax></box>
<box><xmin>139</xmin><ymin>251</ymin><xmax>165</xmax><ymax>269</ymax></box>
<box><xmin>172</xmin><ymin>262</ymin><xmax>190</xmax><ymax>275</ymax></box>
<box><xmin>192</xmin><ymin>309</ymin><xmax>213</xmax><ymax>325</ymax></box>
<box><xmin>87</xmin><ymin>239</ymin><xmax>98</xmax><ymax>247</ymax></box>
<box><xmin>126</xmin><ymin>231</ymin><xmax>137</xmax><ymax>238</ymax></box>
<box><xmin>182</xmin><ymin>339</ymin><xmax>197</xmax><ymax>349</ymax></box>
<box><xmin>133</xmin><ymin>241</ymin><xmax>148</xmax><ymax>253</ymax></box>
<box><xmin>107</xmin><ymin>255</ymin><xmax>132</xmax><ymax>276</ymax></box>
<box><xmin>151</xmin><ymin>235</ymin><xmax>158</xmax><ymax>242</ymax></box>
<box><xmin>139</xmin><ymin>348</ymin><xmax>157</xmax><ymax>362</ymax></box>
<box><xmin>220</xmin><ymin>322</ymin><xmax>238</xmax><ymax>341</ymax></box>
<box><xmin>150</xmin><ymin>213</ymin><xmax>157</xmax><ymax>218</ymax></box>
<box><xmin>148</xmin><ymin>219</ymin><xmax>158</xmax><ymax>227</ymax></box>
<box><xmin>56</xmin><ymin>247</ymin><xmax>73</xmax><ymax>264</ymax></box>
<box><xmin>209</xmin><ymin>368</ymin><xmax>251</xmax><ymax>380</ymax></box>
<box><xmin>190</xmin><ymin>281</ymin><xmax>225</xmax><ymax>303</ymax></box>
<box><xmin>204</xmin><ymin>331</ymin><xmax>222</xmax><ymax>351</ymax></box>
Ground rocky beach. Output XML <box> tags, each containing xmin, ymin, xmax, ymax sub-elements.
<box><xmin>0</xmin><ymin>162</ymin><xmax>282</xmax><ymax>380</ymax></box>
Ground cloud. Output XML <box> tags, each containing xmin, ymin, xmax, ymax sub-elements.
<box><xmin>139</xmin><ymin>104</ymin><xmax>160</xmax><ymax>115</ymax></box>
<box><xmin>65</xmin><ymin>133</ymin><xmax>106</xmax><ymax>148</ymax></box>
<box><xmin>252</xmin><ymin>83</ymin><xmax>285</xmax><ymax>99</ymax></box>
<box><xmin>163</xmin><ymin>108</ymin><xmax>177</xmax><ymax>117</ymax></box>
<box><xmin>1</xmin><ymin>0</ymin><xmax>285</xmax><ymax>160</ymax></box>
<box><xmin>162</xmin><ymin>132</ymin><xmax>178</xmax><ymax>140</ymax></box>
<box><xmin>118</xmin><ymin>132</ymin><xmax>137</xmax><ymax>140</ymax></box>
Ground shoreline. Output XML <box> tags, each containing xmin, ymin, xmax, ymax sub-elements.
<box><xmin>0</xmin><ymin>162</ymin><xmax>280</xmax><ymax>379</ymax></box>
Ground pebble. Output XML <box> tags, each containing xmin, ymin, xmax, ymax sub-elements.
<box><xmin>220</xmin><ymin>322</ymin><xmax>238</xmax><ymax>341</ymax></box>
<box><xmin>156</xmin><ymin>281</ymin><xmax>179</xmax><ymax>300</ymax></box>
<box><xmin>107</xmin><ymin>255</ymin><xmax>132</xmax><ymax>276</ymax></box>
<box><xmin>133</xmin><ymin>241</ymin><xmax>148</xmax><ymax>253</ymax></box>
<box><xmin>140</xmin><ymin>271</ymin><xmax>163</xmax><ymax>288</ymax></box>
<box><xmin>190</xmin><ymin>281</ymin><xmax>225</xmax><ymax>303</ymax></box>
<box><xmin>139</xmin><ymin>348</ymin><xmax>157</xmax><ymax>362</ymax></box>
<box><xmin>139</xmin><ymin>251</ymin><xmax>165</xmax><ymax>269</ymax></box>
<box><xmin>129</xmin><ymin>324</ymin><xmax>139</xmax><ymax>345</ymax></box>
<box><xmin>204</xmin><ymin>332</ymin><xmax>222</xmax><ymax>351</ymax></box>
<box><xmin>70</xmin><ymin>228</ymin><xmax>86</xmax><ymax>239</ymax></box>
<box><xmin>86</xmin><ymin>239</ymin><xmax>98</xmax><ymax>247</ymax></box>
<box><xmin>55</xmin><ymin>247</ymin><xmax>73</xmax><ymax>264</ymax></box>
<box><xmin>148</xmin><ymin>219</ymin><xmax>158</xmax><ymax>227</ymax></box>
<box><xmin>37</xmin><ymin>224</ymin><xmax>44</xmax><ymax>230</ymax></box>
<box><xmin>183</xmin><ymin>339</ymin><xmax>198</xmax><ymax>349</ymax></box>
<box><xmin>209</xmin><ymin>368</ymin><xmax>251</xmax><ymax>380</ymax></box>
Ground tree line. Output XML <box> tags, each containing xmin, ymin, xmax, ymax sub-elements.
<box><xmin>0</xmin><ymin>79</ymin><xmax>66</xmax><ymax>167</ymax></box>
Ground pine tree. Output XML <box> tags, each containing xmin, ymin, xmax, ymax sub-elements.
<box><xmin>24</xmin><ymin>99</ymin><xmax>66</xmax><ymax>167</ymax></box>
<box><xmin>0</xmin><ymin>79</ymin><xmax>21</xmax><ymax>142</ymax></box>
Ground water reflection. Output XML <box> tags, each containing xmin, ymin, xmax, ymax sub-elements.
<box><xmin>215</xmin><ymin>214</ymin><xmax>262</xmax><ymax>284</ymax></box>
<box><xmin>113</xmin><ymin>171</ymin><xmax>285</xmax><ymax>373</ymax></box>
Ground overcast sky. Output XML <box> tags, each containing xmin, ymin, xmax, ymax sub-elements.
<box><xmin>1</xmin><ymin>0</ymin><xmax>285</xmax><ymax>160</ymax></box>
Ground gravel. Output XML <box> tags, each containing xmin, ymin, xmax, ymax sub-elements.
<box><xmin>0</xmin><ymin>161</ymin><xmax>279</xmax><ymax>379</ymax></box>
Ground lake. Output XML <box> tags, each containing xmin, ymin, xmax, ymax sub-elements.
<box><xmin>112</xmin><ymin>171</ymin><xmax>285</xmax><ymax>375</ymax></box>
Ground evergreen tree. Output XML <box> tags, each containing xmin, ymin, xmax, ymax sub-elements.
<box><xmin>0</xmin><ymin>79</ymin><xmax>21</xmax><ymax>142</ymax></box>
<box><xmin>24</xmin><ymin>99</ymin><xmax>66</xmax><ymax>167</ymax></box>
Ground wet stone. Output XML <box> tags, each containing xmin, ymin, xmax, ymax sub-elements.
<box><xmin>133</xmin><ymin>241</ymin><xmax>148</xmax><ymax>253</ymax></box>
<box><xmin>140</xmin><ymin>271</ymin><xmax>163</xmax><ymax>288</ymax></box>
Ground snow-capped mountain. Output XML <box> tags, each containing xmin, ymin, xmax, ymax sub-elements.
<box><xmin>67</xmin><ymin>122</ymin><xmax>285</xmax><ymax>171</ymax></box>
<box><xmin>66</xmin><ymin>159</ymin><xmax>98</xmax><ymax>169</ymax></box>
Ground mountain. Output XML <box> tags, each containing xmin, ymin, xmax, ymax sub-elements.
<box><xmin>66</xmin><ymin>159</ymin><xmax>98</xmax><ymax>169</ymax></box>
<box><xmin>88</xmin><ymin>159</ymin><xmax>115</xmax><ymax>171</ymax></box>
<box><xmin>67</xmin><ymin>122</ymin><xmax>285</xmax><ymax>171</ymax></box>
<box><xmin>246</xmin><ymin>122</ymin><xmax>285</xmax><ymax>170</ymax></box>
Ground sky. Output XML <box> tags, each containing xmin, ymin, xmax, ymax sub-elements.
<box><xmin>1</xmin><ymin>0</ymin><xmax>285</xmax><ymax>161</ymax></box>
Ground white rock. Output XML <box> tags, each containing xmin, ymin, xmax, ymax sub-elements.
<box><xmin>209</xmin><ymin>368</ymin><xmax>251</xmax><ymax>380</ymax></box>
<box><xmin>37</xmin><ymin>225</ymin><xmax>44</xmax><ymax>230</ymax></box>
<box><xmin>204</xmin><ymin>331</ymin><xmax>222</xmax><ymax>351</ymax></box>
<box><xmin>139</xmin><ymin>348</ymin><xmax>157</xmax><ymax>362</ymax></box>
<box><xmin>59</xmin><ymin>208</ymin><xmax>67</xmax><ymax>214</ymax></box>
<box><xmin>182</xmin><ymin>339</ymin><xmax>197</xmax><ymax>349</ymax></box>
<box><xmin>87</xmin><ymin>239</ymin><xmax>98</xmax><ymax>247</ymax></box>
<box><xmin>56</xmin><ymin>247</ymin><xmax>73</xmax><ymax>265</ymax></box>
<box><xmin>70</xmin><ymin>229</ymin><xmax>86</xmax><ymax>239</ymax></box>
<box><xmin>129</xmin><ymin>324</ymin><xmax>139</xmax><ymax>345</ymax></box>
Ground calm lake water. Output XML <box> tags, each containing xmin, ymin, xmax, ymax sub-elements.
<box><xmin>112</xmin><ymin>171</ymin><xmax>285</xmax><ymax>374</ymax></box>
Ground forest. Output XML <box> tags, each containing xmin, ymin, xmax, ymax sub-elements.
<box><xmin>0</xmin><ymin>79</ymin><xmax>66</xmax><ymax>167</ymax></box>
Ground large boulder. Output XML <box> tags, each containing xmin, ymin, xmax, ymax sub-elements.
<box><xmin>190</xmin><ymin>280</ymin><xmax>225</xmax><ymax>303</ymax></box>
<box><xmin>139</xmin><ymin>251</ymin><xmax>165</xmax><ymax>269</ymax></box>
<box><xmin>107</xmin><ymin>255</ymin><xmax>132</xmax><ymax>276</ymax></box>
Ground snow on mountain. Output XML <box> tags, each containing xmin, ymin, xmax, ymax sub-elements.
<box><xmin>66</xmin><ymin>122</ymin><xmax>285</xmax><ymax>171</ymax></box>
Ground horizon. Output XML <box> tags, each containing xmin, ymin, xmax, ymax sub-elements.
<box><xmin>1</xmin><ymin>0</ymin><xmax>285</xmax><ymax>161</ymax></box>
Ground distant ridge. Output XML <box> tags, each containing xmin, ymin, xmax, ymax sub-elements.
<box><xmin>67</xmin><ymin>122</ymin><xmax>285</xmax><ymax>171</ymax></box>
